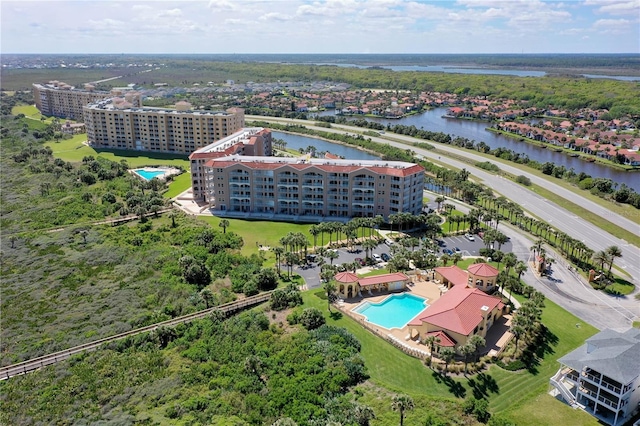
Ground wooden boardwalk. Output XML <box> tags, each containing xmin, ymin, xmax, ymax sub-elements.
<box><xmin>0</xmin><ymin>291</ymin><xmax>272</xmax><ymax>381</ymax></box>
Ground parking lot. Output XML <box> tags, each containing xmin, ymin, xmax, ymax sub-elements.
<box><xmin>294</xmin><ymin>232</ymin><xmax>512</xmax><ymax>289</ymax></box>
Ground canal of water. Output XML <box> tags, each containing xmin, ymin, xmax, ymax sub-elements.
<box><xmin>308</xmin><ymin>108</ymin><xmax>638</xmax><ymax>191</ymax></box>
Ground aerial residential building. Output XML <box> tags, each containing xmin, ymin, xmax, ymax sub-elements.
<box><xmin>188</xmin><ymin>128</ymin><xmax>273</xmax><ymax>200</ymax></box>
<box><xmin>550</xmin><ymin>328</ymin><xmax>640</xmax><ymax>426</ymax></box>
<box><xmin>83</xmin><ymin>99</ymin><xmax>245</xmax><ymax>155</ymax></box>
<box><xmin>200</xmin><ymin>155</ymin><xmax>424</xmax><ymax>221</ymax></box>
<box><xmin>32</xmin><ymin>81</ymin><xmax>116</xmax><ymax>120</ymax></box>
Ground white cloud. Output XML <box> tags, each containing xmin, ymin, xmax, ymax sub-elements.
<box><xmin>259</xmin><ymin>12</ymin><xmax>293</xmax><ymax>21</ymax></box>
<box><xmin>585</xmin><ymin>0</ymin><xmax>640</xmax><ymax>15</ymax></box>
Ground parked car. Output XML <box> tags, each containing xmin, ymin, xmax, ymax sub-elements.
<box><xmin>454</xmin><ymin>247</ymin><xmax>461</xmax><ymax>253</ymax></box>
<box><xmin>380</xmin><ymin>253</ymin><xmax>390</xmax><ymax>262</ymax></box>
<box><xmin>443</xmin><ymin>248</ymin><xmax>454</xmax><ymax>256</ymax></box>
<box><xmin>384</xmin><ymin>239</ymin><xmax>395</xmax><ymax>246</ymax></box>
<box><xmin>306</xmin><ymin>254</ymin><xmax>317</xmax><ymax>262</ymax></box>
<box><xmin>464</xmin><ymin>233</ymin><xmax>475</xmax><ymax>241</ymax></box>
<box><xmin>436</xmin><ymin>239</ymin><xmax>446</xmax><ymax>247</ymax></box>
<box><xmin>372</xmin><ymin>253</ymin><xmax>382</xmax><ymax>263</ymax></box>
<box><xmin>355</xmin><ymin>257</ymin><xmax>366</xmax><ymax>266</ymax></box>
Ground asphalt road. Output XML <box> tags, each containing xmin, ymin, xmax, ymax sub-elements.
<box><xmin>249</xmin><ymin>116</ymin><xmax>639</xmax><ymax>286</ymax></box>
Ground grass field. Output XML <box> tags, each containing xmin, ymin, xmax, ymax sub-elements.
<box><xmin>11</xmin><ymin>104</ymin><xmax>52</xmax><ymax>122</ymax></box>
<box><xmin>197</xmin><ymin>216</ymin><xmax>313</xmax><ymax>257</ymax></box>
<box><xmin>300</xmin><ymin>287</ymin><xmax>598</xmax><ymax>424</ymax></box>
<box><xmin>164</xmin><ymin>172</ymin><xmax>192</xmax><ymax>198</ymax></box>
<box><xmin>441</xmin><ymin>210</ymin><xmax>468</xmax><ymax>234</ymax></box>
<box><xmin>45</xmin><ymin>135</ymin><xmax>191</xmax><ymax>168</ymax></box>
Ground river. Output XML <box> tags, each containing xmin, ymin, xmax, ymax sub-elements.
<box><xmin>310</xmin><ymin>108</ymin><xmax>638</xmax><ymax>191</ymax></box>
<box><xmin>312</xmin><ymin>63</ymin><xmax>640</xmax><ymax>81</ymax></box>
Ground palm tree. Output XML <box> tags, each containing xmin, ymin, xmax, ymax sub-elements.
<box><xmin>323</xmin><ymin>280</ymin><xmax>337</xmax><ymax>312</ymax></box>
<box><xmin>530</xmin><ymin>239</ymin><xmax>544</xmax><ymax>258</ymax></box>
<box><xmin>511</xmin><ymin>322</ymin><xmax>526</xmax><ymax>352</ymax></box>
<box><xmin>309</xmin><ymin>224</ymin><xmax>320</xmax><ymax>251</ymax></box>
<box><xmin>592</xmin><ymin>250</ymin><xmax>609</xmax><ymax>271</ymax></box>
<box><xmin>451</xmin><ymin>253</ymin><xmax>463</xmax><ymax>266</ymax></box>
<box><xmin>502</xmin><ymin>252</ymin><xmax>517</xmax><ymax>275</ymax></box>
<box><xmin>271</xmin><ymin>246</ymin><xmax>285</xmax><ymax>275</ymax></box>
<box><xmin>326</xmin><ymin>249</ymin><xmax>339</xmax><ymax>265</ymax></box>
<box><xmin>391</xmin><ymin>394</ymin><xmax>414</xmax><ymax>426</ymax></box>
<box><xmin>514</xmin><ymin>261</ymin><xmax>527</xmax><ymax>280</ymax></box>
<box><xmin>435</xmin><ymin>195</ymin><xmax>446</xmax><ymax>211</ymax></box>
<box><xmin>461</xmin><ymin>343</ymin><xmax>476</xmax><ymax>375</ymax></box>
<box><xmin>440</xmin><ymin>253</ymin><xmax>451</xmax><ymax>267</ymax></box>
<box><xmin>605</xmin><ymin>245</ymin><xmax>623</xmax><ymax>275</ymax></box>
<box><xmin>422</xmin><ymin>335</ymin><xmax>440</xmax><ymax>366</ymax></box>
<box><xmin>440</xmin><ymin>347</ymin><xmax>456</xmax><ymax>376</ymax></box>
<box><xmin>219</xmin><ymin>219</ymin><xmax>230</xmax><ymax>234</ymax></box>
<box><xmin>168</xmin><ymin>210</ymin><xmax>179</xmax><ymax>228</ymax></box>
<box><xmin>468</xmin><ymin>335</ymin><xmax>486</xmax><ymax>362</ymax></box>
<box><xmin>362</xmin><ymin>238</ymin><xmax>377</xmax><ymax>260</ymax></box>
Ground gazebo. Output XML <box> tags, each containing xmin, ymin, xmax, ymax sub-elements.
<box><xmin>467</xmin><ymin>263</ymin><xmax>499</xmax><ymax>292</ymax></box>
<box><xmin>334</xmin><ymin>271</ymin><xmax>359</xmax><ymax>299</ymax></box>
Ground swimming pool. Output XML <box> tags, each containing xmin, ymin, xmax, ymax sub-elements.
<box><xmin>353</xmin><ymin>293</ymin><xmax>428</xmax><ymax>329</ymax></box>
<box><xmin>134</xmin><ymin>169</ymin><xmax>166</xmax><ymax>181</ymax></box>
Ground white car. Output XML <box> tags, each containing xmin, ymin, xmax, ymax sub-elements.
<box><xmin>465</xmin><ymin>233</ymin><xmax>475</xmax><ymax>241</ymax></box>
<box><xmin>372</xmin><ymin>253</ymin><xmax>382</xmax><ymax>263</ymax></box>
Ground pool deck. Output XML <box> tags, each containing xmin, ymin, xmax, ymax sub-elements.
<box><xmin>338</xmin><ymin>275</ymin><xmax>513</xmax><ymax>358</ymax></box>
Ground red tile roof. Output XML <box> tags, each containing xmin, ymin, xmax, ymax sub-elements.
<box><xmin>358</xmin><ymin>272</ymin><xmax>409</xmax><ymax>287</ymax></box>
<box><xmin>467</xmin><ymin>263</ymin><xmax>499</xmax><ymax>277</ymax></box>
<box><xmin>424</xmin><ymin>330</ymin><xmax>456</xmax><ymax>347</ymax></box>
<box><xmin>408</xmin><ymin>286</ymin><xmax>503</xmax><ymax>336</ymax></box>
<box><xmin>434</xmin><ymin>265</ymin><xmax>468</xmax><ymax>287</ymax></box>
<box><xmin>334</xmin><ymin>272</ymin><xmax>359</xmax><ymax>283</ymax></box>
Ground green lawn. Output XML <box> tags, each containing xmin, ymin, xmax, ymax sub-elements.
<box><xmin>45</xmin><ymin>135</ymin><xmax>191</xmax><ymax>169</ymax></box>
<box><xmin>441</xmin><ymin>210</ymin><xmax>468</xmax><ymax>234</ymax></box>
<box><xmin>197</xmin><ymin>216</ymin><xmax>312</xmax><ymax>257</ymax></box>
<box><xmin>11</xmin><ymin>104</ymin><xmax>51</xmax><ymax>122</ymax></box>
<box><xmin>302</xmin><ymin>290</ymin><xmax>457</xmax><ymax>397</ymax></box>
<box><xmin>164</xmin><ymin>173</ymin><xmax>192</xmax><ymax>198</ymax></box>
<box><xmin>300</xmin><ymin>288</ymin><xmax>598</xmax><ymax>424</ymax></box>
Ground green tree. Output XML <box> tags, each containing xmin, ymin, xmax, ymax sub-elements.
<box><xmin>219</xmin><ymin>219</ymin><xmax>230</xmax><ymax>234</ymax></box>
<box><xmin>605</xmin><ymin>245</ymin><xmax>623</xmax><ymax>275</ymax></box>
<box><xmin>440</xmin><ymin>347</ymin><xmax>456</xmax><ymax>376</ymax></box>
<box><xmin>391</xmin><ymin>394</ymin><xmax>414</xmax><ymax>426</ymax></box>
<box><xmin>323</xmin><ymin>280</ymin><xmax>337</xmax><ymax>312</ymax></box>
<box><xmin>299</xmin><ymin>307</ymin><xmax>325</xmax><ymax>330</ymax></box>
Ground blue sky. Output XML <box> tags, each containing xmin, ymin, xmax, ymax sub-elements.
<box><xmin>2</xmin><ymin>0</ymin><xmax>638</xmax><ymax>54</ymax></box>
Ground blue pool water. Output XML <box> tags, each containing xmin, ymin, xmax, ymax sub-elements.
<box><xmin>353</xmin><ymin>293</ymin><xmax>428</xmax><ymax>329</ymax></box>
<box><xmin>134</xmin><ymin>169</ymin><xmax>166</xmax><ymax>180</ymax></box>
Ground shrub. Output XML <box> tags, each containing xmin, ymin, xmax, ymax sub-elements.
<box><xmin>299</xmin><ymin>307</ymin><xmax>325</xmax><ymax>330</ymax></box>
<box><xmin>515</xmin><ymin>175</ymin><xmax>531</xmax><ymax>186</ymax></box>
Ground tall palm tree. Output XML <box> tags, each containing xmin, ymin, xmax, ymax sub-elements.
<box><xmin>323</xmin><ymin>280</ymin><xmax>337</xmax><ymax>312</ymax></box>
<box><xmin>440</xmin><ymin>347</ymin><xmax>456</xmax><ymax>376</ymax></box>
<box><xmin>605</xmin><ymin>245</ymin><xmax>623</xmax><ymax>275</ymax></box>
<box><xmin>362</xmin><ymin>238</ymin><xmax>377</xmax><ymax>259</ymax></box>
<box><xmin>592</xmin><ymin>250</ymin><xmax>609</xmax><ymax>272</ymax></box>
<box><xmin>451</xmin><ymin>253</ymin><xmax>463</xmax><ymax>266</ymax></box>
<box><xmin>309</xmin><ymin>224</ymin><xmax>320</xmax><ymax>251</ymax></box>
<box><xmin>422</xmin><ymin>335</ymin><xmax>440</xmax><ymax>366</ymax></box>
<box><xmin>391</xmin><ymin>394</ymin><xmax>414</xmax><ymax>426</ymax></box>
<box><xmin>503</xmin><ymin>253</ymin><xmax>517</xmax><ymax>275</ymax></box>
<box><xmin>514</xmin><ymin>261</ymin><xmax>527</xmax><ymax>281</ymax></box>
<box><xmin>461</xmin><ymin>343</ymin><xmax>475</xmax><ymax>375</ymax></box>
<box><xmin>272</xmin><ymin>246</ymin><xmax>284</xmax><ymax>275</ymax></box>
<box><xmin>219</xmin><ymin>219</ymin><xmax>230</xmax><ymax>234</ymax></box>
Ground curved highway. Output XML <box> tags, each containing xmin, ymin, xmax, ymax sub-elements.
<box><xmin>248</xmin><ymin>116</ymin><xmax>639</xmax><ymax>284</ymax></box>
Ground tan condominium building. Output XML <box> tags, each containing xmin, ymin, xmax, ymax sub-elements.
<box><xmin>83</xmin><ymin>99</ymin><xmax>245</xmax><ymax>155</ymax></box>
<box><xmin>202</xmin><ymin>155</ymin><xmax>425</xmax><ymax>221</ymax></box>
<box><xmin>32</xmin><ymin>81</ymin><xmax>123</xmax><ymax>120</ymax></box>
<box><xmin>189</xmin><ymin>128</ymin><xmax>273</xmax><ymax>200</ymax></box>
